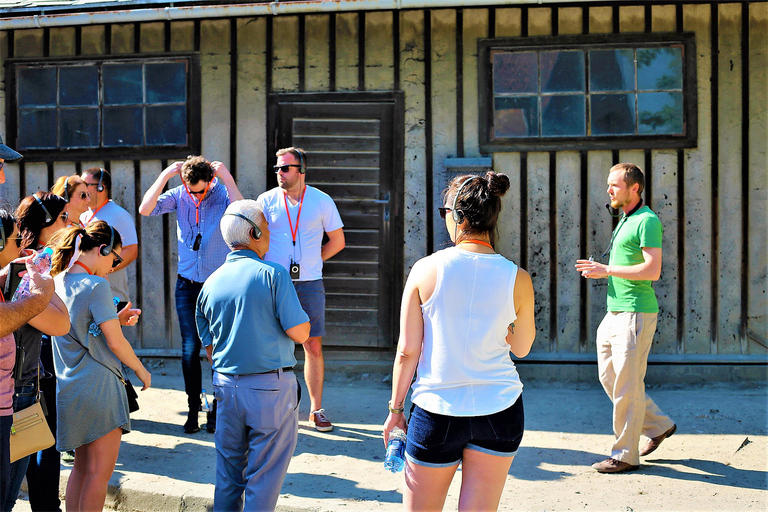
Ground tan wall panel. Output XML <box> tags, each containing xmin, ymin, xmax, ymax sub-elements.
<box><xmin>200</xmin><ymin>20</ymin><xmax>231</xmax><ymax>164</ymax></box>
<box><xmin>619</xmin><ymin>5</ymin><xmax>645</xmax><ymax>34</ymax></box>
<box><xmin>589</xmin><ymin>6</ymin><xmax>613</xmax><ymax>34</ymax></box>
<box><xmin>170</xmin><ymin>21</ymin><xmax>195</xmax><ymax>53</ymax></box>
<box><xmin>683</xmin><ymin>4</ymin><xmax>714</xmax><ymax>354</ymax></box>
<box><xmin>111</xmin><ymin>24</ymin><xmax>135</xmax><ymax>54</ymax></box>
<box><xmin>365</xmin><ymin>11</ymin><xmax>394</xmax><ymax>91</ymax></box>
<box><xmin>140</xmin><ymin>22</ymin><xmax>165</xmax><ymax>53</ymax></box>
<box><xmin>53</xmin><ymin>163</ymin><xmax>76</xmax><ymax>184</ymax></box>
<box><xmin>650</xmin><ymin>151</ymin><xmax>679</xmax><ymax>355</ymax></box>
<box><xmin>527</xmin><ymin>152</ymin><xmax>552</xmax><ymax>347</ymax></box>
<box><xmin>462</xmin><ymin>8</ymin><xmax>487</xmax><ymax>158</ymax></box>
<box><xmin>305</xmin><ymin>15</ymin><xmax>331</xmax><ymax>91</ymax></box>
<box><xmin>585</xmin><ymin>151</ymin><xmax>613</xmax><ymax>352</ymax></box>
<box><xmin>748</xmin><ymin>2</ymin><xmax>768</xmax><ymax>354</ymax></box>
<box><xmin>0</xmin><ymin>163</ymin><xmax>22</xmax><ymax>204</ymax></box>
<box><xmin>399</xmin><ymin>10</ymin><xmax>427</xmax><ymax>272</ymax></box>
<box><xmin>558</xmin><ymin>7</ymin><xmax>583</xmax><ymax>35</ymax></box>
<box><xmin>495</xmin><ymin>152</ymin><xmax>521</xmax><ymax>265</ymax></box>
<box><xmin>717</xmin><ymin>3</ymin><xmax>744</xmax><ymax>354</ymax></box>
<box><xmin>529</xmin><ymin>8</ymin><xmax>552</xmax><ymax>37</ymax></box>
<box><xmin>50</xmin><ymin>27</ymin><xmax>76</xmax><ymax>56</ymax></box>
<box><xmin>495</xmin><ymin>8</ymin><xmax>521</xmax><ymax>37</ymax></box>
<box><xmin>336</xmin><ymin>13</ymin><xmax>359</xmax><ymax>91</ymax></box>
<box><xmin>81</xmin><ymin>25</ymin><xmax>106</xmax><ymax>55</ymax></box>
<box><xmin>24</xmin><ymin>163</ymin><xmax>48</xmax><ymax>196</ymax></box>
<box><xmin>14</xmin><ymin>30</ymin><xmax>43</xmax><ymax>57</ymax></box>
<box><xmin>652</xmin><ymin>5</ymin><xmax>677</xmax><ymax>32</ymax></box>
<box><xmin>555</xmin><ymin>152</ymin><xmax>582</xmax><ymax>353</ymax></box>
<box><xmin>272</xmin><ymin>16</ymin><xmax>299</xmax><ymax>92</ymax></box>
<box><xmin>236</xmin><ymin>17</ymin><xmax>268</xmax><ymax>200</ymax></box>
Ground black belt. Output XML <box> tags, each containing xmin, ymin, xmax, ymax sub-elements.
<box><xmin>257</xmin><ymin>367</ymin><xmax>294</xmax><ymax>375</ymax></box>
<box><xmin>177</xmin><ymin>275</ymin><xmax>204</xmax><ymax>285</ymax></box>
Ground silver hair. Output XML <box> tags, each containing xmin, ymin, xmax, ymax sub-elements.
<box><xmin>220</xmin><ymin>199</ymin><xmax>265</xmax><ymax>249</ymax></box>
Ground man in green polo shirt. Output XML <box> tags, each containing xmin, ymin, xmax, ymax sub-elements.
<box><xmin>575</xmin><ymin>163</ymin><xmax>676</xmax><ymax>474</ymax></box>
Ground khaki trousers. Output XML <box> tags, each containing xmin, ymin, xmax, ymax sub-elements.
<box><xmin>596</xmin><ymin>312</ymin><xmax>675</xmax><ymax>465</ymax></box>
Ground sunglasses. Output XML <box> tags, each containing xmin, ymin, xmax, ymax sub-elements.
<box><xmin>111</xmin><ymin>250</ymin><xmax>123</xmax><ymax>269</ymax></box>
<box><xmin>438</xmin><ymin>207</ymin><xmax>452</xmax><ymax>219</ymax></box>
<box><xmin>188</xmin><ymin>188</ymin><xmax>207</xmax><ymax>196</ymax></box>
<box><xmin>85</xmin><ymin>182</ymin><xmax>100</xmax><ymax>187</ymax></box>
<box><xmin>76</xmin><ymin>191</ymin><xmax>90</xmax><ymax>200</ymax></box>
<box><xmin>273</xmin><ymin>164</ymin><xmax>302</xmax><ymax>174</ymax></box>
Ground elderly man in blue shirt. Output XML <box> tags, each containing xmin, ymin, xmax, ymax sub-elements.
<box><xmin>139</xmin><ymin>155</ymin><xmax>243</xmax><ymax>433</ymax></box>
<box><xmin>195</xmin><ymin>199</ymin><xmax>310</xmax><ymax>511</ymax></box>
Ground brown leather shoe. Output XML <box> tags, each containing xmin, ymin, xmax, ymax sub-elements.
<box><xmin>640</xmin><ymin>424</ymin><xmax>677</xmax><ymax>456</ymax></box>
<box><xmin>591</xmin><ymin>458</ymin><xmax>640</xmax><ymax>473</ymax></box>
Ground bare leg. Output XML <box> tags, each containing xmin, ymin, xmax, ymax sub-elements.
<box><xmin>403</xmin><ymin>458</ymin><xmax>458</xmax><ymax>512</ymax></box>
<box><xmin>458</xmin><ymin>449</ymin><xmax>514</xmax><ymax>511</ymax></box>
<box><xmin>69</xmin><ymin>428</ymin><xmax>122</xmax><ymax>512</ymax></box>
<box><xmin>302</xmin><ymin>336</ymin><xmax>324</xmax><ymax>412</ymax></box>
<box><xmin>66</xmin><ymin>448</ymin><xmax>86</xmax><ymax>512</ymax></box>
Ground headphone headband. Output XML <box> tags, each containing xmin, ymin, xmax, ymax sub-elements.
<box><xmin>451</xmin><ymin>177</ymin><xmax>475</xmax><ymax>224</ymax></box>
<box><xmin>63</xmin><ymin>176</ymin><xmax>70</xmax><ymax>202</ymax></box>
<box><xmin>100</xmin><ymin>225</ymin><xmax>115</xmax><ymax>257</ymax></box>
<box><xmin>33</xmin><ymin>193</ymin><xmax>54</xmax><ymax>226</ymax></box>
<box><xmin>96</xmin><ymin>169</ymin><xmax>105</xmax><ymax>192</ymax></box>
<box><xmin>0</xmin><ymin>215</ymin><xmax>5</xmax><ymax>252</ymax></box>
<box><xmin>225</xmin><ymin>212</ymin><xmax>262</xmax><ymax>240</ymax></box>
<box><xmin>295</xmin><ymin>149</ymin><xmax>306</xmax><ymax>174</ymax></box>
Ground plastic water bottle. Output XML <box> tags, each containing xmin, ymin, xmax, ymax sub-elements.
<box><xmin>201</xmin><ymin>390</ymin><xmax>211</xmax><ymax>413</ymax></box>
<box><xmin>384</xmin><ymin>427</ymin><xmax>406</xmax><ymax>473</ymax></box>
<box><xmin>11</xmin><ymin>247</ymin><xmax>53</xmax><ymax>302</ymax></box>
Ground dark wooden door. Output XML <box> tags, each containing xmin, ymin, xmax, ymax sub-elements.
<box><xmin>268</xmin><ymin>92</ymin><xmax>404</xmax><ymax>348</ymax></box>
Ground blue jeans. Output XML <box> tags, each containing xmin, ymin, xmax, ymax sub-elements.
<box><xmin>176</xmin><ymin>277</ymin><xmax>204</xmax><ymax>411</ymax></box>
<box><xmin>3</xmin><ymin>381</ymin><xmax>37</xmax><ymax>512</ymax></box>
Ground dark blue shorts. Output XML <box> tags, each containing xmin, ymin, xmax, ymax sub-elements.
<box><xmin>293</xmin><ymin>280</ymin><xmax>326</xmax><ymax>338</ymax></box>
<box><xmin>405</xmin><ymin>396</ymin><xmax>524</xmax><ymax>468</ymax></box>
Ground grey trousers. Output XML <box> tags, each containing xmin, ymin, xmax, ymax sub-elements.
<box><xmin>213</xmin><ymin>370</ymin><xmax>299</xmax><ymax>512</ymax></box>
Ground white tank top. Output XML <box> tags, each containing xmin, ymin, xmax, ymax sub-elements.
<box><xmin>411</xmin><ymin>246</ymin><xmax>523</xmax><ymax>416</ymax></box>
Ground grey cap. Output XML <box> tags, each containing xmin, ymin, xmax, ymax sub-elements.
<box><xmin>0</xmin><ymin>134</ymin><xmax>23</xmax><ymax>163</ymax></box>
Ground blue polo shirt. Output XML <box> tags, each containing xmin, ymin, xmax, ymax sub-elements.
<box><xmin>195</xmin><ymin>250</ymin><xmax>309</xmax><ymax>375</ymax></box>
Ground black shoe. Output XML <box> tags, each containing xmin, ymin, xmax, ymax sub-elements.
<box><xmin>184</xmin><ymin>410</ymin><xmax>200</xmax><ymax>434</ymax></box>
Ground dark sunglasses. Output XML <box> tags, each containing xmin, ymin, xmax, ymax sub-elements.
<box><xmin>85</xmin><ymin>182</ymin><xmax>100</xmax><ymax>188</ymax></box>
<box><xmin>77</xmin><ymin>192</ymin><xmax>90</xmax><ymax>200</ymax></box>
<box><xmin>438</xmin><ymin>207</ymin><xmax>452</xmax><ymax>219</ymax></box>
<box><xmin>188</xmin><ymin>189</ymin><xmax>207</xmax><ymax>196</ymax></box>
<box><xmin>111</xmin><ymin>250</ymin><xmax>123</xmax><ymax>268</ymax></box>
<box><xmin>273</xmin><ymin>164</ymin><xmax>302</xmax><ymax>174</ymax></box>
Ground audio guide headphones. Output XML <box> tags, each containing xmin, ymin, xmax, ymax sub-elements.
<box><xmin>225</xmin><ymin>213</ymin><xmax>262</xmax><ymax>240</ymax></box>
<box><xmin>63</xmin><ymin>176</ymin><xmax>70</xmax><ymax>202</ymax></box>
<box><xmin>100</xmin><ymin>225</ymin><xmax>115</xmax><ymax>257</ymax></box>
<box><xmin>33</xmin><ymin>193</ymin><xmax>54</xmax><ymax>226</ymax></box>
<box><xmin>96</xmin><ymin>169</ymin><xmax>105</xmax><ymax>192</ymax></box>
<box><xmin>451</xmin><ymin>177</ymin><xmax>475</xmax><ymax>224</ymax></box>
<box><xmin>295</xmin><ymin>149</ymin><xmax>306</xmax><ymax>174</ymax></box>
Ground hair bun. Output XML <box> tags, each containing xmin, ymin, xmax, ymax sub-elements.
<box><xmin>485</xmin><ymin>172</ymin><xmax>510</xmax><ymax>197</ymax></box>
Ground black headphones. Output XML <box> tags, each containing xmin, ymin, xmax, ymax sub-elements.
<box><xmin>225</xmin><ymin>213</ymin><xmax>262</xmax><ymax>240</ymax></box>
<box><xmin>33</xmin><ymin>193</ymin><xmax>54</xmax><ymax>226</ymax></box>
<box><xmin>0</xmin><ymin>216</ymin><xmax>5</xmax><ymax>252</ymax></box>
<box><xmin>451</xmin><ymin>177</ymin><xmax>475</xmax><ymax>224</ymax></box>
<box><xmin>96</xmin><ymin>169</ymin><xmax>105</xmax><ymax>192</ymax></box>
<box><xmin>295</xmin><ymin>149</ymin><xmax>306</xmax><ymax>174</ymax></box>
<box><xmin>100</xmin><ymin>225</ymin><xmax>115</xmax><ymax>257</ymax></box>
<box><xmin>63</xmin><ymin>176</ymin><xmax>70</xmax><ymax>202</ymax></box>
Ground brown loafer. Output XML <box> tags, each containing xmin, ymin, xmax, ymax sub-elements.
<box><xmin>640</xmin><ymin>424</ymin><xmax>677</xmax><ymax>457</ymax></box>
<box><xmin>592</xmin><ymin>458</ymin><xmax>640</xmax><ymax>473</ymax></box>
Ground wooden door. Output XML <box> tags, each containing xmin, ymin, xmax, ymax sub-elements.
<box><xmin>268</xmin><ymin>92</ymin><xmax>404</xmax><ymax>348</ymax></box>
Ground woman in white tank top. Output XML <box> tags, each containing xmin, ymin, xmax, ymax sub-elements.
<box><xmin>383</xmin><ymin>172</ymin><xmax>536</xmax><ymax>511</ymax></box>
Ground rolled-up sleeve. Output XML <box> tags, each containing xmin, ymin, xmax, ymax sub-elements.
<box><xmin>150</xmin><ymin>188</ymin><xmax>180</xmax><ymax>216</ymax></box>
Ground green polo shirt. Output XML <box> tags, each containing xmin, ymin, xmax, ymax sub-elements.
<box><xmin>607</xmin><ymin>205</ymin><xmax>662</xmax><ymax>313</ymax></box>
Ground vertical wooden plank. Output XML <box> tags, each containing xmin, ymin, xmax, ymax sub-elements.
<box><xmin>305</xmin><ymin>14</ymin><xmax>331</xmax><ymax>91</ymax></box>
<box><xmin>111</xmin><ymin>24</ymin><xmax>134</xmax><ymax>54</ymax></box>
<box><xmin>462</xmin><ymin>8</ymin><xmax>487</xmax><ymax>158</ymax></box>
<box><xmin>170</xmin><ymin>21</ymin><xmax>195</xmax><ymax>52</ymax></box>
<box><xmin>430</xmin><ymin>9</ymin><xmax>458</xmax><ymax>251</ymax></box>
<box><xmin>80</xmin><ymin>25</ymin><xmax>105</xmax><ymax>55</ymax></box>
<box><xmin>619</xmin><ymin>5</ymin><xmax>645</xmax><ymax>33</ymax></box>
<box><xmin>716</xmin><ymin>3</ymin><xmax>744</xmax><ymax>354</ymax></box>
<box><xmin>558</xmin><ymin>7</ymin><xmax>583</xmax><ymax>35</ymax></box>
<box><xmin>589</xmin><ymin>6</ymin><xmax>613</xmax><ymax>34</ymax></box>
<box><xmin>555</xmin><ymin>152</ymin><xmax>582</xmax><ymax>353</ymax></box>
<box><xmin>527</xmin><ymin>152</ymin><xmax>551</xmax><ymax>347</ymax></box>
<box><xmin>528</xmin><ymin>7</ymin><xmax>552</xmax><ymax>36</ymax></box>
<box><xmin>682</xmin><ymin>4</ymin><xmax>714</xmax><ymax>354</ymax></box>
<box><xmin>365</xmin><ymin>11</ymin><xmax>393</xmax><ymax>91</ymax></box>
<box><xmin>335</xmin><ymin>13</ymin><xmax>359</xmax><ymax>91</ymax></box>
<box><xmin>52</xmin><ymin>163</ymin><xmax>77</xmax><ymax>184</ymax></box>
<box><xmin>14</xmin><ymin>29</ymin><xmax>44</xmax><ymax>57</ymax></box>
<box><xmin>494</xmin><ymin>153</ymin><xmax>521</xmax><ymax>266</ymax></box>
<box><xmin>236</xmin><ymin>17</ymin><xmax>267</xmax><ymax>200</ymax></box>
<box><xmin>272</xmin><ymin>16</ymin><xmax>299</xmax><ymax>92</ymax></box>
<box><xmin>400</xmin><ymin>10</ymin><xmax>427</xmax><ymax>272</ymax></box>
<box><xmin>49</xmin><ymin>27</ymin><xmax>76</xmax><ymax>56</ymax></box>
<box><xmin>652</xmin><ymin>4</ymin><xmax>677</xmax><ymax>32</ymax></box>
<box><xmin>200</xmin><ymin>20</ymin><xmax>231</xmax><ymax>163</ymax></box>
<box><xmin>585</xmin><ymin>151</ymin><xmax>613</xmax><ymax>353</ymax></box>
<box><xmin>139</xmin><ymin>22</ymin><xmax>164</xmax><ymax>53</ymax></box>
<box><xmin>495</xmin><ymin>8</ymin><xmax>521</xmax><ymax>37</ymax></box>
<box><xmin>651</xmin><ymin>150</ymin><xmax>679</xmax><ymax>354</ymax></box>
<box><xmin>748</xmin><ymin>2</ymin><xmax>768</xmax><ymax>354</ymax></box>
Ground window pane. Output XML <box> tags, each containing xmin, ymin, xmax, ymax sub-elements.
<box><xmin>590</xmin><ymin>49</ymin><xmax>635</xmax><ymax>92</ymax></box>
<box><xmin>18</xmin><ymin>109</ymin><xmax>57</xmax><ymax>149</ymax></box>
<box><xmin>146</xmin><ymin>62</ymin><xmax>186</xmax><ymax>103</ymax></box>
<box><xmin>60</xmin><ymin>109</ymin><xmax>99</xmax><ymax>148</ymax></box>
<box><xmin>18</xmin><ymin>68</ymin><xmax>57</xmax><ymax>107</ymax></box>
<box><xmin>637</xmin><ymin>47</ymin><xmax>682</xmax><ymax>91</ymax></box>
<box><xmin>591</xmin><ymin>93</ymin><xmax>635</xmax><ymax>135</ymax></box>
<box><xmin>103</xmin><ymin>106</ymin><xmax>143</xmax><ymax>146</ymax></box>
<box><xmin>103</xmin><ymin>64</ymin><xmax>143</xmax><ymax>105</ymax></box>
<box><xmin>493</xmin><ymin>96</ymin><xmax>538</xmax><ymax>138</ymax></box>
<box><xmin>542</xmin><ymin>95</ymin><xmax>586</xmax><ymax>137</ymax></box>
<box><xmin>146</xmin><ymin>106</ymin><xmax>187</xmax><ymax>145</ymax></box>
<box><xmin>59</xmin><ymin>66</ymin><xmax>99</xmax><ymax>107</ymax></box>
<box><xmin>541</xmin><ymin>51</ymin><xmax>585</xmax><ymax>93</ymax></box>
<box><xmin>493</xmin><ymin>52</ymin><xmax>537</xmax><ymax>94</ymax></box>
<box><xmin>638</xmin><ymin>92</ymin><xmax>683</xmax><ymax>135</ymax></box>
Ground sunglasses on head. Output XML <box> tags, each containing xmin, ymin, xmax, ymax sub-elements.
<box><xmin>273</xmin><ymin>164</ymin><xmax>302</xmax><ymax>174</ymax></box>
<box><xmin>111</xmin><ymin>250</ymin><xmax>123</xmax><ymax>269</ymax></box>
<box><xmin>438</xmin><ymin>207</ymin><xmax>452</xmax><ymax>219</ymax></box>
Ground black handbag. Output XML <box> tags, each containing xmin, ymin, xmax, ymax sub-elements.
<box><xmin>124</xmin><ymin>378</ymin><xmax>139</xmax><ymax>413</ymax></box>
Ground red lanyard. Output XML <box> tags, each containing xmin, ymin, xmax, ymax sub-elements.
<box><xmin>73</xmin><ymin>261</ymin><xmax>94</xmax><ymax>274</ymax></box>
<box><xmin>283</xmin><ymin>187</ymin><xmax>306</xmax><ymax>246</ymax></box>
<box><xmin>459</xmin><ymin>239</ymin><xmax>494</xmax><ymax>250</ymax></box>
<box><xmin>183</xmin><ymin>180</ymin><xmax>213</xmax><ymax>226</ymax></box>
<box><xmin>82</xmin><ymin>199</ymin><xmax>109</xmax><ymax>226</ymax></box>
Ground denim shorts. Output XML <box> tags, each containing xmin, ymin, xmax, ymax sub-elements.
<box><xmin>293</xmin><ymin>280</ymin><xmax>326</xmax><ymax>337</ymax></box>
<box><xmin>405</xmin><ymin>396</ymin><xmax>524</xmax><ymax>468</ymax></box>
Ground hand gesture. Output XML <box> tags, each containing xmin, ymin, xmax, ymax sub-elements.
<box><xmin>574</xmin><ymin>259</ymin><xmax>609</xmax><ymax>279</ymax></box>
<box><xmin>162</xmin><ymin>161</ymin><xmax>184</xmax><ymax>179</ymax></box>
<box><xmin>117</xmin><ymin>301</ymin><xmax>142</xmax><ymax>326</ymax></box>
<box><xmin>210</xmin><ymin>161</ymin><xmax>231</xmax><ymax>180</ymax></box>
<box><xmin>136</xmin><ymin>367</ymin><xmax>152</xmax><ymax>391</ymax></box>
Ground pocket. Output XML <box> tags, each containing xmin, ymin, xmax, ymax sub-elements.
<box><xmin>409</xmin><ymin>406</ymin><xmax>452</xmax><ymax>447</ymax></box>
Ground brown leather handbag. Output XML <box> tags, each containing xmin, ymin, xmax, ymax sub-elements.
<box><xmin>9</xmin><ymin>369</ymin><xmax>55</xmax><ymax>463</ymax></box>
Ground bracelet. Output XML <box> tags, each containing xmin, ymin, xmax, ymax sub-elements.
<box><xmin>388</xmin><ymin>400</ymin><xmax>404</xmax><ymax>414</ymax></box>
